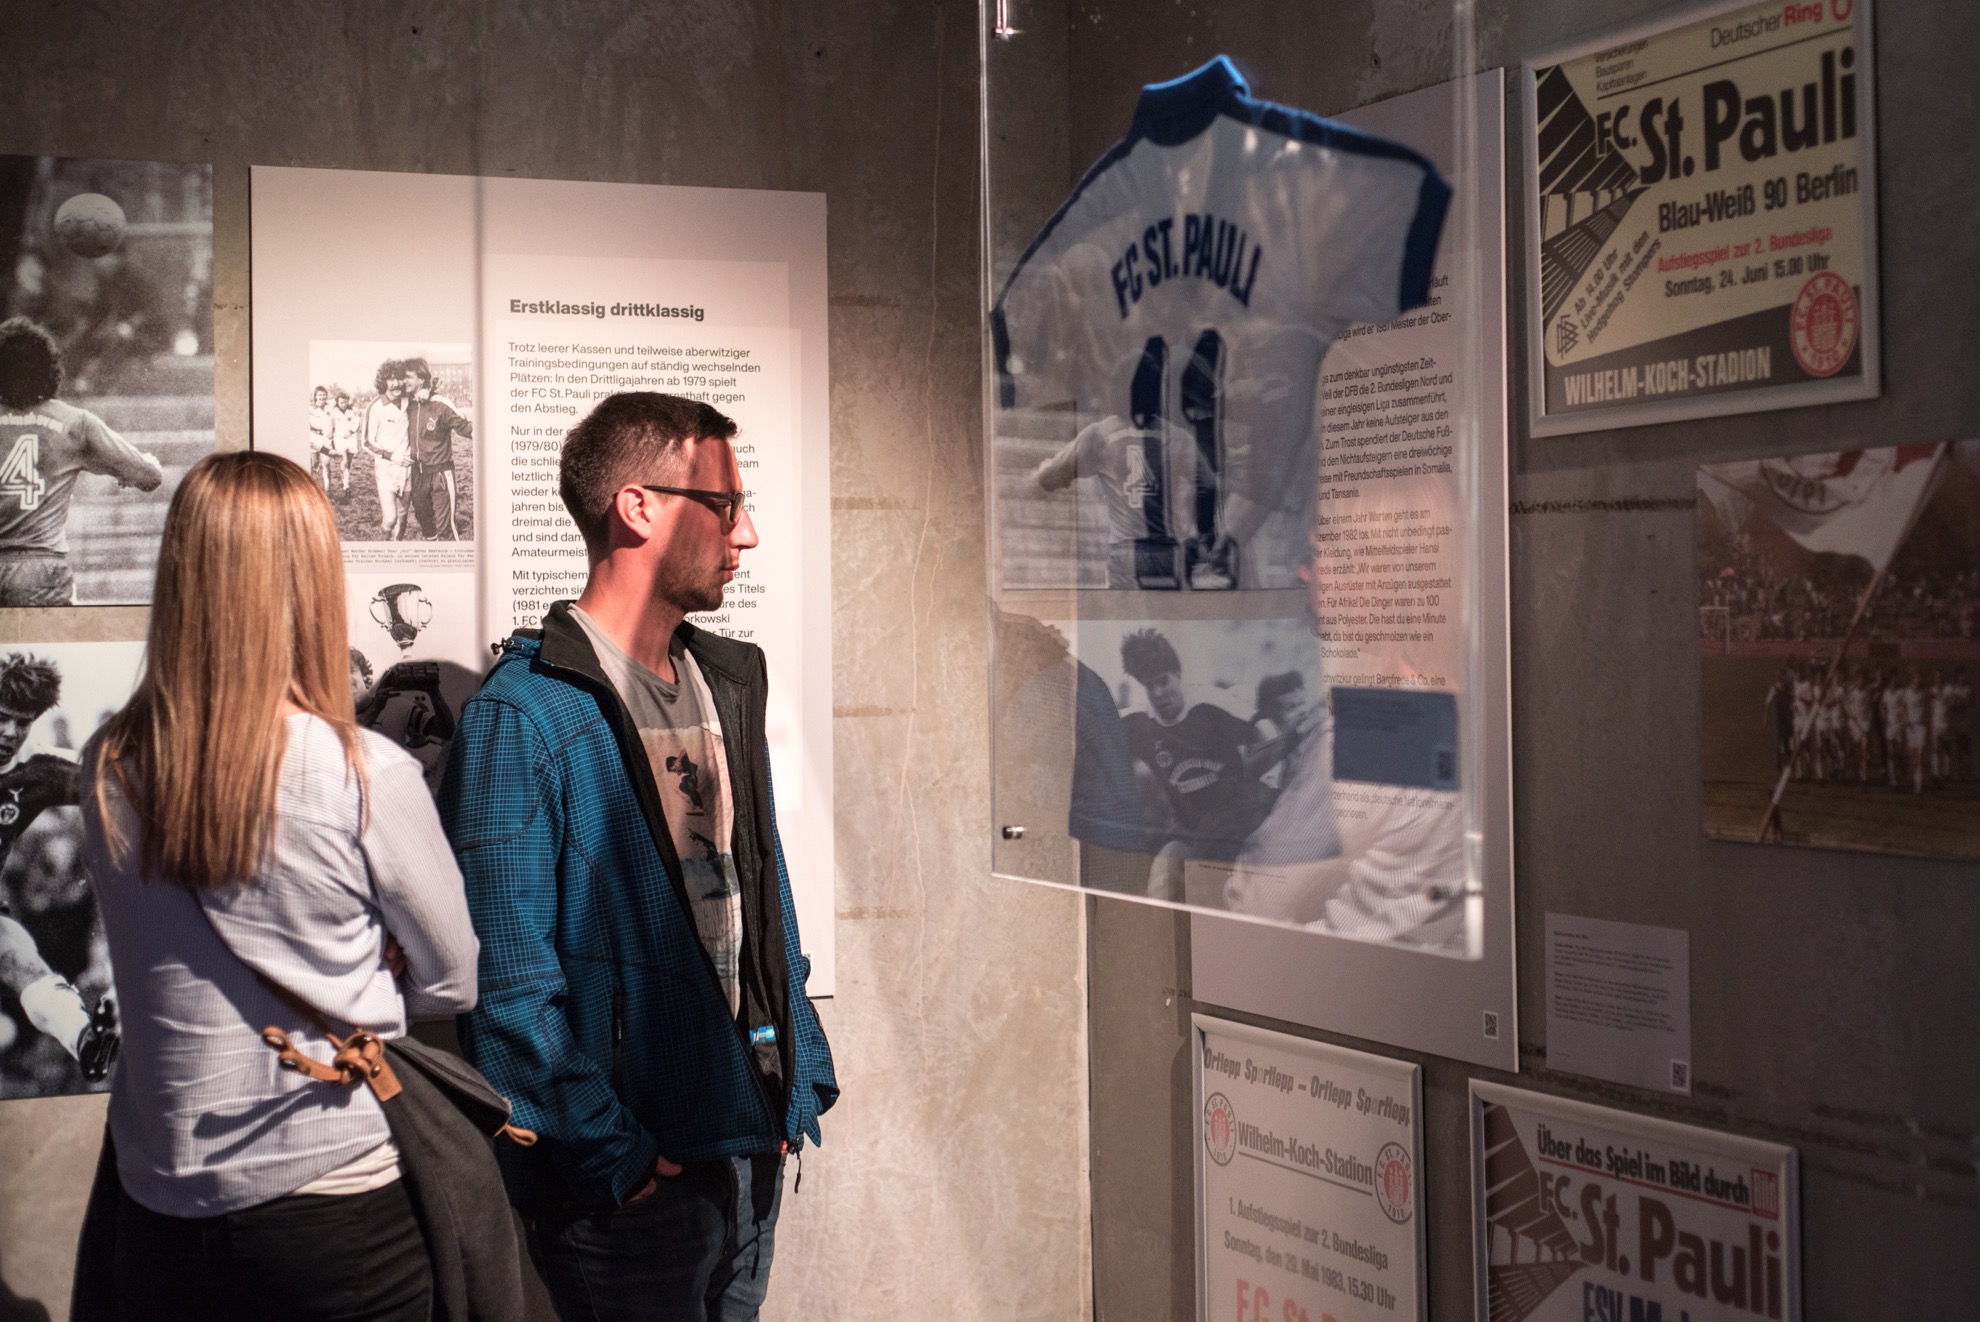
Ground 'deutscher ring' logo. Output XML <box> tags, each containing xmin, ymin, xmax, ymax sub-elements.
<box><xmin>1204</xmin><ymin>1093</ymin><xmax>1237</xmax><ymax>1166</ymax></box>
<box><xmin>1375</xmin><ymin>1142</ymin><xmax>1414</xmax><ymax>1224</ymax></box>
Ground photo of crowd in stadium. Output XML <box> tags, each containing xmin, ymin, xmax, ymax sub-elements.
<box><xmin>0</xmin><ymin>155</ymin><xmax>214</xmax><ymax>605</ymax></box>
<box><xmin>305</xmin><ymin>340</ymin><xmax>474</xmax><ymax>545</ymax></box>
<box><xmin>1699</xmin><ymin>441</ymin><xmax>1980</xmax><ymax>859</ymax></box>
<box><xmin>0</xmin><ymin>641</ymin><xmax>143</xmax><ymax>1100</ymax></box>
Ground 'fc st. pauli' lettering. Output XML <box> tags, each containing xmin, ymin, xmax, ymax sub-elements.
<box><xmin>1597</xmin><ymin>44</ymin><xmax>1857</xmax><ymax>190</ymax></box>
<box><xmin>1112</xmin><ymin>211</ymin><xmax>1263</xmax><ymax>317</ymax></box>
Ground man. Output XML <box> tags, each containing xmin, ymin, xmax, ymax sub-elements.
<box><xmin>403</xmin><ymin>358</ymin><xmax>472</xmax><ymax>540</ymax></box>
<box><xmin>0</xmin><ymin>317</ymin><xmax>163</xmax><ymax>605</ymax></box>
<box><xmin>0</xmin><ymin>653</ymin><xmax>117</xmax><ymax>1082</ymax></box>
<box><xmin>1033</xmin><ymin>413</ymin><xmax>1216</xmax><ymax>591</ymax></box>
<box><xmin>1763</xmin><ymin>666</ymin><xmax>1795</xmax><ymax>775</ymax></box>
<box><xmin>362</xmin><ymin>358</ymin><xmax>412</xmax><ymax>538</ymax></box>
<box><xmin>327</xmin><ymin>388</ymin><xmax>361</xmax><ymax>496</ymax></box>
<box><xmin>443</xmin><ymin>392</ymin><xmax>836</xmax><ymax>1322</ymax></box>
<box><xmin>307</xmin><ymin>385</ymin><xmax>335</xmax><ymax>491</ymax></box>
<box><xmin>1118</xmin><ymin>628</ymin><xmax>1272</xmax><ymax>897</ymax></box>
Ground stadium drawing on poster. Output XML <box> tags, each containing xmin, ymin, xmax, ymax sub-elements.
<box><xmin>0</xmin><ymin>155</ymin><xmax>214</xmax><ymax>605</ymax></box>
<box><xmin>306</xmin><ymin>340</ymin><xmax>475</xmax><ymax>548</ymax></box>
<box><xmin>1698</xmin><ymin>441</ymin><xmax>1979</xmax><ymax>859</ymax></box>
<box><xmin>0</xmin><ymin>641</ymin><xmax>143</xmax><ymax>1100</ymax></box>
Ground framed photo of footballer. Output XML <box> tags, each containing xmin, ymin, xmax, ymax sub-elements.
<box><xmin>0</xmin><ymin>154</ymin><xmax>215</xmax><ymax>605</ymax></box>
<box><xmin>1522</xmin><ymin>0</ymin><xmax>1880</xmax><ymax>434</ymax></box>
<box><xmin>0</xmin><ymin>640</ymin><xmax>144</xmax><ymax>1099</ymax></box>
<box><xmin>1698</xmin><ymin>439</ymin><xmax>1980</xmax><ymax>858</ymax></box>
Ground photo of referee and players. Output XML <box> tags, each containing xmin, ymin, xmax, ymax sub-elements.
<box><xmin>0</xmin><ymin>154</ymin><xmax>214</xmax><ymax>606</ymax></box>
<box><xmin>304</xmin><ymin>339</ymin><xmax>475</xmax><ymax>544</ymax></box>
<box><xmin>1699</xmin><ymin>441</ymin><xmax>1980</xmax><ymax>860</ymax></box>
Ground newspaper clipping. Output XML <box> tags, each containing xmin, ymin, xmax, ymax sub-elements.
<box><xmin>1470</xmin><ymin>1081</ymin><xmax>1799</xmax><ymax>1322</ymax></box>
<box><xmin>1525</xmin><ymin>0</ymin><xmax>1877</xmax><ymax>432</ymax></box>
<box><xmin>1698</xmin><ymin>441</ymin><xmax>1979</xmax><ymax>858</ymax></box>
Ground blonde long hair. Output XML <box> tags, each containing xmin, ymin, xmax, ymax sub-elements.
<box><xmin>95</xmin><ymin>451</ymin><xmax>363</xmax><ymax>888</ymax></box>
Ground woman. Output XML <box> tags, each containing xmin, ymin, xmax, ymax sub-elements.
<box><xmin>82</xmin><ymin>450</ymin><xmax>478</xmax><ymax>1321</ymax></box>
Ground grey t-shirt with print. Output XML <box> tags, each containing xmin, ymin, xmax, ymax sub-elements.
<box><xmin>572</xmin><ymin>607</ymin><xmax>743</xmax><ymax>1017</ymax></box>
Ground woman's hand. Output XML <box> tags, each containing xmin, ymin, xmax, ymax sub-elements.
<box><xmin>383</xmin><ymin>935</ymin><xmax>408</xmax><ymax>977</ymax></box>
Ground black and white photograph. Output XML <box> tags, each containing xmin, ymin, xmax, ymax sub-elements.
<box><xmin>307</xmin><ymin>339</ymin><xmax>475</xmax><ymax>546</ymax></box>
<box><xmin>1700</xmin><ymin>441</ymin><xmax>1980</xmax><ymax>859</ymax></box>
<box><xmin>346</xmin><ymin>569</ymin><xmax>478</xmax><ymax>794</ymax></box>
<box><xmin>0</xmin><ymin>154</ymin><xmax>214</xmax><ymax>605</ymax></box>
<box><xmin>0</xmin><ymin>640</ymin><xmax>142</xmax><ymax>1100</ymax></box>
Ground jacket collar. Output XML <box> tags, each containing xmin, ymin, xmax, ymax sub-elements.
<box><xmin>535</xmin><ymin>601</ymin><xmax>753</xmax><ymax>687</ymax></box>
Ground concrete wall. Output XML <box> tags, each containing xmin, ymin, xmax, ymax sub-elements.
<box><xmin>1069</xmin><ymin>2</ymin><xmax>1980</xmax><ymax>1319</ymax></box>
<box><xmin>0</xmin><ymin>4</ymin><xmax>1090</xmax><ymax>1319</ymax></box>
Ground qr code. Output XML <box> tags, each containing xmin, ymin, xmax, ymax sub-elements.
<box><xmin>1483</xmin><ymin>1011</ymin><xmax>1500</xmax><ymax>1040</ymax></box>
<box><xmin>1670</xmin><ymin>1059</ymin><xmax>1691</xmax><ymax>1092</ymax></box>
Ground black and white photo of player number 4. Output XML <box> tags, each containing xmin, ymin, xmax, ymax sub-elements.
<box><xmin>0</xmin><ymin>155</ymin><xmax>215</xmax><ymax>606</ymax></box>
<box><xmin>0</xmin><ymin>641</ymin><xmax>143</xmax><ymax>1099</ymax></box>
<box><xmin>307</xmin><ymin>340</ymin><xmax>474</xmax><ymax>545</ymax></box>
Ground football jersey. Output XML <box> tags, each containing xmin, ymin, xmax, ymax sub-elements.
<box><xmin>330</xmin><ymin>405</ymin><xmax>363</xmax><ymax>449</ymax></box>
<box><xmin>366</xmin><ymin>398</ymin><xmax>410</xmax><ymax>463</ymax></box>
<box><xmin>0</xmin><ymin>750</ymin><xmax>79</xmax><ymax>862</ymax></box>
<box><xmin>0</xmin><ymin>402</ymin><xmax>159</xmax><ymax>555</ymax></box>
<box><xmin>1123</xmin><ymin>702</ymin><xmax>1268</xmax><ymax>859</ymax></box>
<box><xmin>994</xmin><ymin>56</ymin><xmax>1449</xmax><ymax>582</ymax></box>
<box><xmin>308</xmin><ymin>404</ymin><xmax>333</xmax><ymax>449</ymax></box>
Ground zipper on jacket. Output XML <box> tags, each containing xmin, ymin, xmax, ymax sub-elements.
<box><xmin>610</xmin><ymin>982</ymin><xmax>626</xmax><ymax>1092</ymax></box>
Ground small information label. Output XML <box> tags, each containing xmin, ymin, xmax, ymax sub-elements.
<box><xmin>1545</xmin><ymin>913</ymin><xmax>1691</xmax><ymax>1094</ymax></box>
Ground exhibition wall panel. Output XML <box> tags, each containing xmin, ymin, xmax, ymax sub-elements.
<box><xmin>1067</xmin><ymin>1</ymin><xmax>1980</xmax><ymax>1319</ymax></box>
<box><xmin>0</xmin><ymin>3</ymin><xmax>1087</xmax><ymax>1321</ymax></box>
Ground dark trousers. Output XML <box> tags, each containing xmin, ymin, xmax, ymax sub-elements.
<box><xmin>524</xmin><ymin>1154</ymin><xmax>783</xmax><ymax>1322</ymax></box>
<box><xmin>113</xmin><ymin>1180</ymin><xmax>432</xmax><ymax>1322</ymax></box>
<box><xmin>408</xmin><ymin>462</ymin><xmax>457</xmax><ymax>539</ymax></box>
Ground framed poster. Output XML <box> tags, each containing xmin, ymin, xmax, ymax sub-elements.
<box><xmin>1698</xmin><ymin>439</ymin><xmax>1979</xmax><ymax>857</ymax></box>
<box><xmin>1190</xmin><ymin>71</ymin><xmax>1517</xmax><ymax>1072</ymax></box>
<box><xmin>1470</xmin><ymin>1081</ymin><xmax>1799</xmax><ymax>1322</ymax></box>
<box><xmin>1194</xmin><ymin>1015</ymin><xmax>1425</xmax><ymax>1322</ymax></box>
<box><xmin>1524</xmin><ymin>0</ymin><xmax>1878</xmax><ymax>434</ymax></box>
<box><xmin>250</xmin><ymin>167</ymin><xmax>836</xmax><ymax>994</ymax></box>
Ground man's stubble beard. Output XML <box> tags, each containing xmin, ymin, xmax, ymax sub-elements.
<box><xmin>655</xmin><ymin>556</ymin><xmax>726</xmax><ymax>617</ymax></box>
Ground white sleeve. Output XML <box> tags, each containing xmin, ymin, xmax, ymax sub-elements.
<box><xmin>1299</xmin><ymin>150</ymin><xmax>1448</xmax><ymax>331</ymax></box>
<box><xmin>360</xmin><ymin>739</ymin><xmax>479</xmax><ymax>1017</ymax></box>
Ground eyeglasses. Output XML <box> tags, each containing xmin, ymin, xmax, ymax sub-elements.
<box><xmin>641</xmin><ymin>485</ymin><xmax>748</xmax><ymax>526</ymax></box>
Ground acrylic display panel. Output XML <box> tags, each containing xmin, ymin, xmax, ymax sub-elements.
<box><xmin>983</xmin><ymin>6</ymin><xmax>1510</xmax><ymax>978</ymax></box>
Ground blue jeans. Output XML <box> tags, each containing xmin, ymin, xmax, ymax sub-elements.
<box><xmin>525</xmin><ymin>1154</ymin><xmax>784</xmax><ymax>1322</ymax></box>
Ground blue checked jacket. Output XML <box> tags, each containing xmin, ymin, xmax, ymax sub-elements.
<box><xmin>440</xmin><ymin>604</ymin><xmax>836</xmax><ymax>1210</ymax></box>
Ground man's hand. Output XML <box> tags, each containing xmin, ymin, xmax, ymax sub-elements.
<box><xmin>625</xmin><ymin>1153</ymin><xmax>685</xmax><ymax>1204</ymax></box>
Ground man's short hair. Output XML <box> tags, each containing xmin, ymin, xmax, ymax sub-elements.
<box><xmin>559</xmin><ymin>393</ymin><xmax>738</xmax><ymax>556</ymax></box>
<box><xmin>403</xmin><ymin>357</ymin><xmax>432</xmax><ymax>386</ymax></box>
<box><xmin>0</xmin><ymin>653</ymin><xmax>61</xmax><ymax>719</ymax></box>
<box><xmin>1255</xmin><ymin>671</ymin><xmax>1303</xmax><ymax>714</ymax></box>
<box><xmin>1120</xmin><ymin>629</ymin><xmax>1181</xmax><ymax>685</ymax></box>
<box><xmin>373</xmin><ymin>358</ymin><xmax>403</xmax><ymax>395</ymax></box>
<box><xmin>348</xmin><ymin>647</ymin><xmax>373</xmax><ymax>686</ymax></box>
<box><xmin>0</xmin><ymin>318</ymin><xmax>62</xmax><ymax>411</ymax></box>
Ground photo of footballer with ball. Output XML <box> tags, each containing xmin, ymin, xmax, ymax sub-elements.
<box><xmin>0</xmin><ymin>154</ymin><xmax>215</xmax><ymax>606</ymax></box>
